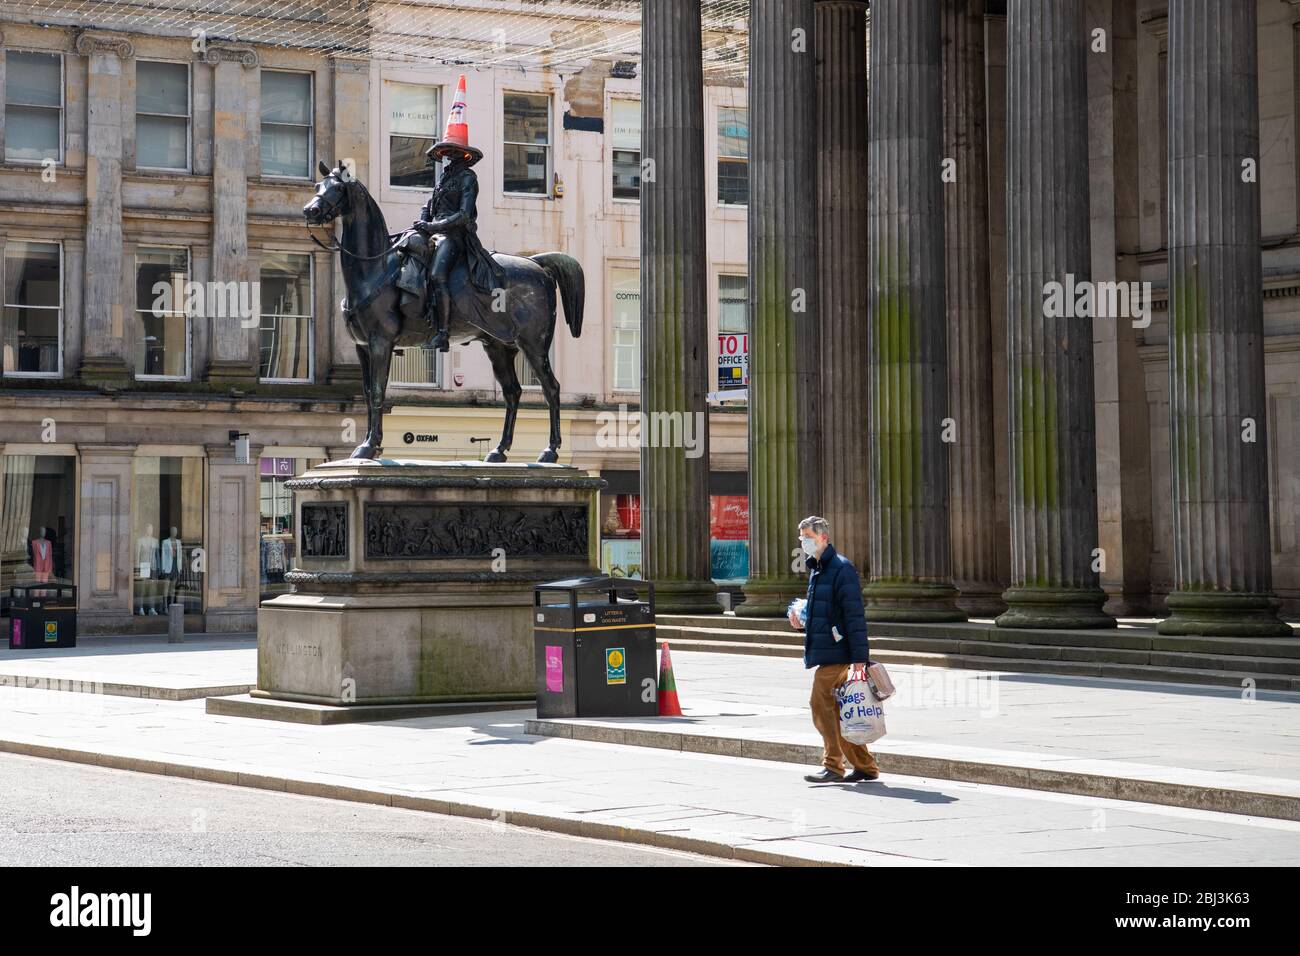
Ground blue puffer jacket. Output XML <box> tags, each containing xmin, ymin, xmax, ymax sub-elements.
<box><xmin>802</xmin><ymin>543</ymin><xmax>870</xmax><ymax>668</ymax></box>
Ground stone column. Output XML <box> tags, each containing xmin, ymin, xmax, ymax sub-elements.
<box><xmin>76</xmin><ymin>32</ymin><xmax>132</xmax><ymax>387</ymax></box>
<box><xmin>865</xmin><ymin>0</ymin><xmax>963</xmax><ymax>621</ymax></box>
<box><xmin>1160</xmin><ymin>0</ymin><xmax>1291</xmax><ymax>636</ymax></box>
<box><xmin>816</xmin><ymin>0</ymin><xmax>871</xmax><ymax>573</ymax></box>
<box><xmin>639</xmin><ymin>0</ymin><xmax>717</xmax><ymax>613</ymax></box>
<box><xmin>205</xmin><ymin>442</ymin><xmax>261</xmax><ymax>632</ymax></box>
<box><xmin>329</xmin><ymin>57</ymin><xmax>370</xmax><ymax>387</ymax></box>
<box><xmin>204</xmin><ymin>45</ymin><xmax>259</xmax><ymax>386</ymax></box>
<box><xmin>943</xmin><ymin>0</ymin><xmax>1004</xmax><ymax>617</ymax></box>
<box><xmin>76</xmin><ymin>444</ymin><xmax>134</xmax><ymax>632</ymax></box>
<box><xmin>999</xmin><ymin>0</ymin><xmax>1113</xmax><ymax>629</ymax></box>
<box><xmin>737</xmin><ymin>0</ymin><xmax>820</xmax><ymax>616</ymax></box>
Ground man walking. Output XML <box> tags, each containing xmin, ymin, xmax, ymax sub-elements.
<box><xmin>787</xmin><ymin>516</ymin><xmax>880</xmax><ymax>783</ymax></box>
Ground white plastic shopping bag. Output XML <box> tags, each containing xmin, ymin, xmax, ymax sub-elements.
<box><xmin>836</xmin><ymin>679</ymin><xmax>886</xmax><ymax>745</ymax></box>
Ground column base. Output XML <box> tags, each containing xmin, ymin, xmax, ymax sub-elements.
<box><xmin>735</xmin><ymin>578</ymin><xmax>806</xmax><ymax>618</ymax></box>
<box><xmin>1157</xmin><ymin>591</ymin><xmax>1293</xmax><ymax>637</ymax></box>
<box><xmin>955</xmin><ymin>584</ymin><xmax>1008</xmax><ymax>619</ymax></box>
<box><xmin>865</xmin><ymin>582</ymin><xmax>966</xmax><ymax>623</ymax></box>
<box><xmin>78</xmin><ymin>356</ymin><xmax>130</xmax><ymax>389</ymax></box>
<box><xmin>996</xmin><ymin>587</ymin><xmax>1115</xmax><ymax>629</ymax></box>
<box><xmin>650</xmin><ymin>578</ymin><xmax>721</xmax><ymax>615</ymax></box>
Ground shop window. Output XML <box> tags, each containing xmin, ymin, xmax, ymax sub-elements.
<box><xmin>260</xmin><ymin>70</ymin><xmax>313</xmax><ymax>178</ymax></box>
<box><xmin>717</xmin><ymin>106</ymin><xmax>748</xmax><ymax>206</ymax></box>
<box><xmin>0</xmin><ymin>455</ymin><xmax>75</xmax><ymax>614</ymax></box>
<box><xmin>4</xmin><ymin>51</ymin><xmax>62</xmax><ymax>164</ymax></box>
<box><xmin>611</xmin><ymin>266</ymin><xmax>640</xmax><ymax>391</ymax></box>
<box><xmin>259</xmin><ymin>455</ymin><xmax>323</xmax><ymax>600</ymax></box>
<box><xmin>259</xmin><ymin>252</ymin><xmax>313</xmax><ymax>382</ymax></box>
<box><xmin>132</xmin><ymin>457</ymin><xmax>203</xmax><ymax>616</ymax></box>
<box><xmin>3</xmin><ymin>240</ymin><xmax>62</xmax><ymax>376</ymax></box>
<box><xmin>136</xmin><ymin>60</ymin><xmax>190</xmax><ymax>170</ymax></box>
<box><xmin>135</xmin><ymin>247</ymin><xmax>190</xmax><ymax>379</ymax></box>
<box><xmin>388</xmin><ymin>81</ymin><xmax>439</xmax><ymax>189</ymax></box>
<box><xmin>503</xmin><ymin>91</ymin><xmax>551</xmax><ymax>195</ymax></box>
<box><xmin>610</xmin><ymin>98</ymin><xmax>640</xmax><ymax>200</ymax></box>
<box><xmin>597</xmin><ymin>491</ymin><xmax>749</xmax><ymax>584</ymax></box>
<box><xmin>599</xmin><ymin>493</ymin><xmax>642</xmax><ymax>579</ymax></box>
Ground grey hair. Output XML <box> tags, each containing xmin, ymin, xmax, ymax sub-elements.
<box><xmin>798</xmin><ymin>515</ymin><xmax>831</xmax><ymax>537</ymax></box>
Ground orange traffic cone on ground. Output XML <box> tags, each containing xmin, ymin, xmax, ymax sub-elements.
<box><xmin>657</xmin><ymin>641</ymin><xmax>682</xmax><ymax>717</ymax></box>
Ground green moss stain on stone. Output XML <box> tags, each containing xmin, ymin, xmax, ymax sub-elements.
<box><xmin>871</xmin><ymin>243</ymin><xmax>919</xmax><ymax>577</ymax></box>
<box><xmin>1169</xmin><ymin>265</ymin><xmax>1207</xmax><ymax>493</ymax></box>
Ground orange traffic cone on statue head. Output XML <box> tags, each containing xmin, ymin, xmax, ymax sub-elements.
<box><xmin>658</xmin><ymin>641</ymin><xmax>682</xmax><ymax>717</ymax></box>
<box><xmin>425</xmin><ymin>74</ymin><xmax>483</xmax><ymax>167</ymax></box>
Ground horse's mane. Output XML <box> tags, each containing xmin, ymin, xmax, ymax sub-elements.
<box><xmin>344</xmin><ymin>174</ymin><xmax>395</xmax><ymax>254</ymax></box>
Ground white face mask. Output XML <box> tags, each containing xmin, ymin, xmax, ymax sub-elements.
<box><xmin>800</xmin><ymin>536</ymin><xmax>819</xmax><ymax>557</ymax></box>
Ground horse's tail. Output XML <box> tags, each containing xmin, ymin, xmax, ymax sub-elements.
<box><xmin>531</xmin><ymin>252</ymin><xmax>584</xmax><ymax>338</ymax></box>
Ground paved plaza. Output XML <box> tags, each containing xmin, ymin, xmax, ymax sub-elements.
<box><xmin>1</xmin><ymin>643</ymin><xmax>1298</xmax><ymax>865</ymax></box>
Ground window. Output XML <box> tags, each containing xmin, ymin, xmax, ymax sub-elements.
<box><xmin>719</xmin><ymin>274</ymin><xmax>747</xmax><ymax>332</ymax></box>
<box><xmin>611</xmin><ymin>98</ymin><xmax>640</xmax><ymax>200</ymax></box>
<box><xmin>611</xmin><ymin>266</ymin><xmax>640</xmax><ymax>391</ymax></box>
<box><xmin>260</xmin><ymin>455</ymin><xmax>324</xmax><ymax>600</ymax></box>
<box><xmin>136</xmin><ymin>61</ymin><xmax>190</xmax><ymax>170</ymax></box>
<box><xmin>4</xmin><ymin>51</ymin><xmax>62</xmax><ymax>163</ymax></box>
<box><xmin>0</xmin><ymin>456</ymin><xmax>76</xmax><ymax>605</ymax></box>
<box><xmin>132</xmin><ymin>456</ymin><xmax>204</xmax><ymax>616</ymax></box>
<box><xmin>3</xmin><ymin>241</ymin><xmax>61</xmax><ymax>376</ymax></box>
<box><xmin>390</xmin><ymin>347</ymin><xmax>442</xmax><ymax>387</ymax></box>
<box><xmin>135</xmin><ymin>247</ymin><xmax>190</xmax><ymax>379</ymax></box>
<box><xmin>260</xmin><ymin>71</ymin><xmax>312</xmax><ymax>178</ymax></box>
<box><xmin>717</xmin><ymin>106</ymin><xmax>748</xmax><ymax>206</ymax></box>
<box><xmin>388</xmin><ymin>82</ymin><xmax>440</xmax><ymax>188</ymax></box>
<box><xmin>259</xmin><ymin>252</ymin><xmax>312</xmax><ymax>382</ymax></box>
<box><xmin>503</xmin><ymin>91</ymin><xmax>551</xmax><ymax>195</ymax></box>
<box><xmin>515</xmin><ymin>344</ymin><xmax>555</xmax><ymax>389</ymax></box>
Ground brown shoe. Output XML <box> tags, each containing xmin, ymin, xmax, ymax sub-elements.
<box><xmin>803</xmin><ymin>769</ymin><xmax>846</xmax><ymax>784</ymax></box>
<box><xmin>845</xmin><ymin>769</ymin><xmax>880</xmax><ymax>782</ymax></box>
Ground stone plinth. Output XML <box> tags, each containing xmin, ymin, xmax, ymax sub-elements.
<box><xmin>256</xmin><ymin>459</ymin><xmax>604</xmax><ymax>705</ymax></box>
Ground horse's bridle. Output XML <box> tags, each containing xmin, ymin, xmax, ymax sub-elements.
<box><xmin>305</xmin><ymin>176</ymin><xmax>401</xmax><ymax>261</ymax></box>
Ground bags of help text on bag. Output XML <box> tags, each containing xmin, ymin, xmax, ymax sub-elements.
<box><xmin>836</xmin><ymin>679</ymin><xmax>886</xmax><ymax>745</ymax></box>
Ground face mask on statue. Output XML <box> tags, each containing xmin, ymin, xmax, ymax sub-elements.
<box><xmin>801</xmin><ymin>536</ymin><xmax>819</xmax><ymax>557</ymax></box>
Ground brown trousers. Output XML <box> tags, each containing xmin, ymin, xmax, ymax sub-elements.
<box><xmin>810</xmin><ymin>663</ymin><xmax>880</xmax><ymax>775</ymax></box>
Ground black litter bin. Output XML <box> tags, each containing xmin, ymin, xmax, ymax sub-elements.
<box><xmin>534</xmin><ymin>576</ymin><xmax>656</xmax><ymax>718</ymax></box>
<box><xmin>8</xmin><ymin>584</ymin><xmax>77</xmax><ymax>649</ymax></box>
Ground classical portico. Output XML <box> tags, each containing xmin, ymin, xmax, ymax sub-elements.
<box><xmin>641</xmin><ymin>0</ymin><xmax>1294</xmax><ymax>637</ymax></box>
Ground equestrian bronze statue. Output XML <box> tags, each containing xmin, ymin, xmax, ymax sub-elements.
<box><xmin>302</xmin><ymin>75</ymin><xmax>583</xmax><ymax>463</ymax></box>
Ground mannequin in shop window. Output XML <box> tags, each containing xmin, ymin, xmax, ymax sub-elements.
<box><xmin>30</xmin><ymin>527</ymin><xmax>53</xmax><ymax>584</ymax></box>
<box><xmin>136</xmin><ymin>523</ymin><xmax>160</xmax><ymax>615</ymax></box>
<box><xmin>161</xmin><ymin>527</ymin><xmax>183</xmax><ymax>611</ymax></box>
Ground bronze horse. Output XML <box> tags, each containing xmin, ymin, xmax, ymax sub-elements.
<box><xmin>302</xmin><ymin>160</ymin><xmax>584</xmax><ymax>462</ymax></box>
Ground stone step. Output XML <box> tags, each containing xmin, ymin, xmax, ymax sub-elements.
<box><xmin>657</xmin><ymin>613</ymin><xmax>1300</xmax><ymax>659</ymax></box>
<box><xmin>663</xmin><ymin>638</ymin><xmax>1300</xmax><ymax>691</ymax></box>
<box><xmin>659</xmin><ymin>623</ymin><xmax>1300</xmax><ymax>676</ymax></box>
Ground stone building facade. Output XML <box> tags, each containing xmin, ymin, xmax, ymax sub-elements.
<box><xmin>0</xmin><ymin>16</ymin><xmax>370</xmax><ymax>632</ymax></box>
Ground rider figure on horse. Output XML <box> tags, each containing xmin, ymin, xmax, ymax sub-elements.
<box><xmin>410</xmin><ymin>75</ymin><xmax>503</xmax><ymax>352</ymax></box>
